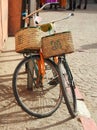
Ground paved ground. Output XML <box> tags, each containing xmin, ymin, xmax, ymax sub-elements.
<box><xmin>0</xmin><ymin>3</ymin><xmax>97</xmax><ymax>130</ymax></box>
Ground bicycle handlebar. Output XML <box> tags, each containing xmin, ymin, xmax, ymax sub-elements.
<box><xmin>23</xmin><ymin>3</ymin><xmax>51</xmax><ymax>20</ymax></box>
<box><xmin>51</xmin><ymin>13</ymin><xmax>74</xmax><ymax>23</ymax></box>
<box><xmin>23</xmin><ymin>3</ymin><xmax>74</xmax><ymax>21</ymax></box>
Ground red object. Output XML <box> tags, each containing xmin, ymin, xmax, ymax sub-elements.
<box><xmin>37</xmin><ymin>50</ymin><xmax>45</xmax><ymax>77</ymax></box>
<box><xmin>79</xmin><ymin>116</ymin><xmax>97</xmax><ymax>130</ymax></box>
<box><xmin>8</xmin><ymin>0</ymin><xmax>22</xmax><ymax>36</ymax></box>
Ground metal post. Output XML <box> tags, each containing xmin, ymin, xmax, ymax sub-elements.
<box><xmin>27</xmin><ymin>0</ymin><xmax>37</xmax><ymax>90</ymax></box>
<box><xmin>29</xmin><ymin>0</ymin><xmax>37</xmax><ymax>26</ymax></box>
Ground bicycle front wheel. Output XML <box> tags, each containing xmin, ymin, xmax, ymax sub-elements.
<box><xmin>12</xmin><ymin>55</ymin><xmax>62</xmax><ymax>118</ymax></box>
<box><xmin>58</xmin><ymin>59</ymin><xmax>77</xmax><ymax>118</ymax></box>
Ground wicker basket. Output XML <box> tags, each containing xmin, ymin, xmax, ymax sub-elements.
<box><xmin>41</xmin><ymin>31</ymin><xmax>74</xmax><ymax>58</ymax></box>
<box><xmin>15</xmin><ymin>27</ymin><xmax>41</xmax><ymax>53</ymax></box>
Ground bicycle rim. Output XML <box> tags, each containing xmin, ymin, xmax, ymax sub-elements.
<box><xmin>12</xmin><ymin>55</ymin><xmax>62</xmax><ymax>118</ymax></box>
<box><xmin>58</xmin><ymin>61</ymin><xmax>77</xmax><ymax>118</ymax></box>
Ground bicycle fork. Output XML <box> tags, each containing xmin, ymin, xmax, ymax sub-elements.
<box><xmin>58</xmin><ymin>56</ymin><xmax>75</xmax><ymax>89</ymax></box>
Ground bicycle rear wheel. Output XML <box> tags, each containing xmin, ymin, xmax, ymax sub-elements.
<box><xmin>12</xmin><ymin>55</ymin><xmax>62</xmax><ymax>118</ymax></box>
<box><xmin>58</xmin><ymin>58</ymin><xmax>77</xmax><ymax>118</ymax></box>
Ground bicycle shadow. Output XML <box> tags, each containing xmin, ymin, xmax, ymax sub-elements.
<box><xmin>80</xmin><ymin>43</ymin><xmax>97</xmax><ymax>50</ymax></box>
<box><xmin>26</xmin><ymin>117</ymin><xmax>73</xmax><ymax>130</ymax></box>
<box><xmin>75</xmin><ymin>43</ymin><xmax>97</xmax><ymax>52</ymax></box>
<box><xmin>0</xmin><ymin>72</ymin><xmax>73</xmax><ymax>126</ymax></box>
<box><xmin>0</xmin><ymin>73</ymin><xmax>36</xmax><ymax>124</ymax></box>
<box><xmin>0</xmin><ymin>42</ymin><xmax>76</xmax><ymax>128</ymax></box>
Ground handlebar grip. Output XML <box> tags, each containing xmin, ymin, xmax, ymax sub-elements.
<box><xmin>71</xmin><ymin>13</ymin><xmax>74</xmax><ymax>16</ymax></box>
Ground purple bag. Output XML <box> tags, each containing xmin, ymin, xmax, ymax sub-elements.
<box><xmin>46</xmin><ymin>0</ymin><xmax>51</xmax><ymax>3</ymax></box>
<box><xmin>46</xmin><ymin>0</ymin><xmax>58</xmax><ymax>3</ymax></box>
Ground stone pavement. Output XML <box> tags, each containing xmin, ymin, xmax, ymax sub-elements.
<box><xmin>0</xmin><ymin>3</ymin><xmax>97</xmax><ymax>130</ymax></box>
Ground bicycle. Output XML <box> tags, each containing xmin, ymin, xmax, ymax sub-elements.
<box><xmin>12</xmin><ymin>3</ymin><xmax>77</xmax><ymax>118</ymax></box>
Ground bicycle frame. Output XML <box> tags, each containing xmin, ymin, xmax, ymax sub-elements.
<box><xmin>22</xmin><ymin>3</ymin><xmax>74</xmax><ymax>88</ymax></box>
<box><xmin>58</xmin><ymin>55</ymin><xmax>75</xmax><ymax>88</ymax></box>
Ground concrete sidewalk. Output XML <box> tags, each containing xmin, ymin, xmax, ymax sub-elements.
<box><xmin>0</xmin><ymin>3</ymin><xmax>97</xmax><ymax>130</ymax></box>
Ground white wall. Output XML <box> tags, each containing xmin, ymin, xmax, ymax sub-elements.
<box><xmin>0</xmin><ymin>0</ymin><xmax>8</xmax><ymax>51</ymax></box>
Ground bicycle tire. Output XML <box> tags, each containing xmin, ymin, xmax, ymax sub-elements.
<box><xmin>63</xmin><ymin>57</ymin><xmax>75</xmax><ymax>89</ymax></box>
<box><xmin>12</xmin><ymin>55</ymin><xmax>62</xmax><ymax>118</ymax></box>
<box><xmin>58</xmin><ymin>59</ymin><xmax>77</xmax><ymax>118</ymax></box>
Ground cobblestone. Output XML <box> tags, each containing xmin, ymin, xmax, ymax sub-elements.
<box><xmin>0</xmin><ymin>3</ymin><xmax>97</xmax><ymax>130</ymax></box>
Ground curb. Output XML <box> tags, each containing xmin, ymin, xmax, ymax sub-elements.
<box><xmin>75</xmin><ymin>87</ymin><xmax>97</xmax><ymax>130</ymax></box>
